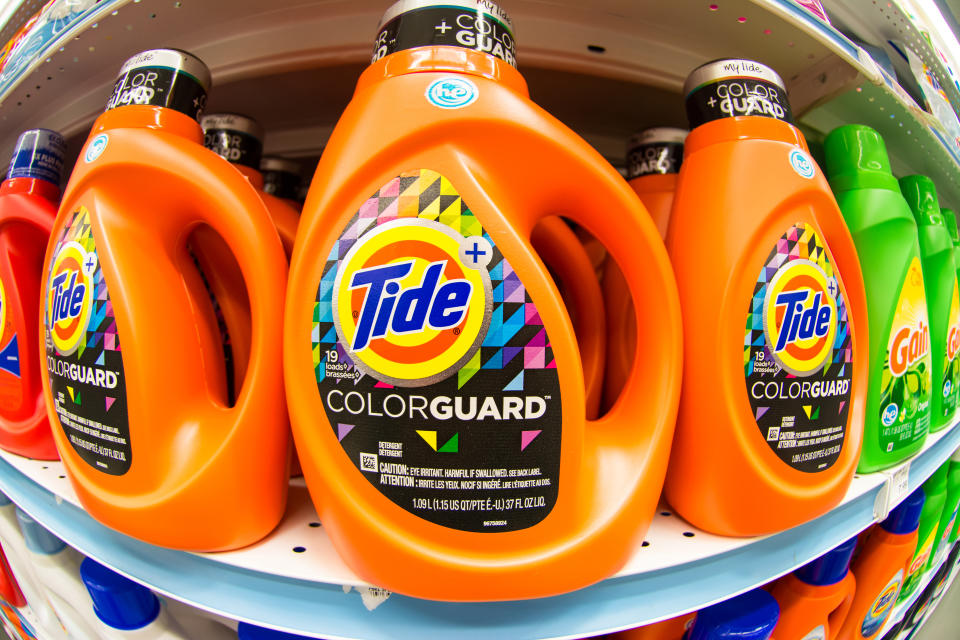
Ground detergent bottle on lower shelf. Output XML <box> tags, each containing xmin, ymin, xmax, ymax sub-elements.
<box><xmin>687</xmin><ymin>589</ymin><xmax>779</xmax><ymax>640</ymax></box>
<box><xmin>80</xmin><ymin>558</ymin><xmax>189</xmax><ymax>639</ymax></box>
<box><xmin>0</xmin><ymin>492</ymin><xmax>67</xmax><ymax>638</ymax></box>
<box><xmin>14</xmin><ymin>509</ymin><xmax>101</xmax><ymax>640</ymax></box>
<box><xmin>664</xmin><ymin>59</ymin><xmax>867</xmax><ymax>536</ymax></box>
<box><xmin>602</xmin><ymin>127</ymin><xmax>686</xmax><ymax>411</ymax></box>
<box><xmin>237</xmin><ymin>622</ymin><xmax>314</xmax><ymax>639</ymax></box>
<box><xmin>899</xmin><ymin>461</ymin><xmax>948</xmax><ymax>602</ymax></box>
<box><xmin>823</xmin><ymin>125</ymin><xmax>930</xmax><ymax>472</ymax></box>
<box><xmin>948</xmin><ymin>450</ymin><xmax>960</xmax><ymax>545</ymax></box>
<box><xmin>838</xmin><ymin>488</ymin><xmax>923</xmax><ymax>640</ymax></box>
<box><xmin>609</xmin><ymin>613</ymin><xmax>695</xmax><ymax>640</ymax></box>
<box><xmin>0</xmin><ymin>129</ymin><xmax>66</xmax><ymax>460</ymax></box>
<box><xmin>283</xmin><ymin>0</ymin><xmax>681</xmax><ymax>600</ymax></box>
<box><xmin>771</xmin><ymin>537</ymin><xmax>858</xmax><ymax>640</ymax></box>
<box><xmin>40</xmin><ymin>48</ymin><xmax>290</xmax><ymax>551</ymax></box>
<box><xmin>930</xmin><ymin>451</ymin><xmax>960</xmax><ymax>568</ymax></box>
<box><xmin>899</xmin><ymin>176</ymin><xmax>960</xmax><ymax>432</ymax></box>
<box><xmin>260</xmin><ymin>156</ymin><xmax>303</xmax><ymax>211</ymax></box>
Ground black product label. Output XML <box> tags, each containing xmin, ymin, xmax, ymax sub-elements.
<box><xmin>686</xmin><ymin>76</ymin><xmax>793</xmax><ymax>129</ymax></box>
<box><xmin>203</xmin><ymin>129</ymin><xmax>263</xmax><ymax>170</ymax></box>
<box><xmin>105</xmin><ymin>66</ymin><xmax>207</xmax><ymax>121</ymax></box>
<box><xmin>44</xmin><ymin>207</ymin><xmax>130</xmax><ymax>475</ymax></box>
<box><xmin>312</xmin><ymin>169</ymin><xmax>560</xmax><ymax>532</ymax></box>
<box><xmin>372</xmin><ymin>5</ymin><xmax>517</xmax><ymax>68</ymax></box>
<box><xmin>743</xmin><ymin>223</ymin><xmax>853</xmax><ymax>473</ymax></box>
<box><xmin>626</xmin><ymin>142</ymin><xmax>684</xmax><ymax>179</ymax></box>
<box><xmin>262</xmin><ymin>170</ymin><xmax>301</xmax><ymax>201</ymax></box>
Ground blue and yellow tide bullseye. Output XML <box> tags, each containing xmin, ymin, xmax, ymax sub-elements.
<box><xmin>763</xmin><ymin>259</ymin><xmax>837</xmax><ymax>376</ymax></box>
<box><xmin>47</xmin><ymin>241</ymin><xmax>94</xmax><ymax>356</ymax></box>
<box><xmin>333</xmin><ymin>218</ymin><xmax>490</xmax><ymax>386</ymax></box>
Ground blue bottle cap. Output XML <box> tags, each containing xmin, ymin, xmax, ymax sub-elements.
<box><xmin>795</xmin><ymin>537</ymin><xmax>857</xmax><ymax>586</ymax></box>
<box><xmin>687</xmin><ymin>588</ymin><xmax>779</xmax><ymax>640</ymax></box>
<box><xmin>881</xmin><ymin>487</ymin><xmax>925</xmax><ymax>534</ymax></box>
<box><xmin>6</xmin><ymin>129</ymin><xmax>66</xmax><ymax>184</ymax></box>
<box><xmin>15</xmin><ymin>509</ymin><xmax>66</xmax><ymax>555</ymax></box>
<box><xmin>238</xmin><ymin>622</ymin><xmax>316</xmax><ymax>639</ymax></box>
<box><xmin>80</xmin><ymin>557</ymin><xmax>160</xmax><ymax>630</ymax></box>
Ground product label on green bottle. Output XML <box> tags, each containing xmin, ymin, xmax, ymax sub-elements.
<box><xmin>312</xmin><ymin>169</ymin><xmax>561</xmax><ymax>533</ymax></box>
<box><xmin>44</xmin><ymin>207</ymin><xmax>131</xmax><ymax>475</ymax></box>
<box><xmin>744</xmin><ymin>223</ymin><xmax>853</xmax><ymax>473</ymax></box>
<box><xmin>879</xmin><ymin>257</ymin><xmax>932</xmax><ymax>453</ymax></box>
<box><xmin>942</xmin><ymin>278</ymin><xmax>960</xmax><ymax>418</ymax></box>
<box><xmin>905</xmin><ymin>528</ymin><xmax>936</xmax><ymax>585</ymax></box>
<box><xmin>861</xmin><ymin>570</ymin><xmax>902</xmax><ymax>637</ymax></box>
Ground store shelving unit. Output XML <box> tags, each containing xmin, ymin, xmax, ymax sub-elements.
<box><xmin>1</xmin><ymin>0</ymin><xmax>960</xmax><ymax>638</ymax></box>
<box><xmin>1</xmin><ymin>424</ymin><xmax>958</xmax><ymax>639</ymax></box>
<box><xmin>822</xmin><ymin>0</ymin><xmax>960</xmax><ymax>119</ymax></box>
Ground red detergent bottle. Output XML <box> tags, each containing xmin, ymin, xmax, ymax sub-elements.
<box><xmin>0</xmin><ymin>129</ymin><xmax>66</xmax><ymax>460</ymax></box>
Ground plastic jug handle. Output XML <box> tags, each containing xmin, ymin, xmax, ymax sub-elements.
<box><xmin>175</xmin><ymin>156</ymin><xmax>289</xmax><ymax>417</ymax></box>
<box><xmin>514</xmin><ymin>153</ymin><xmax>682</xmax><ymax>449</ymax></box>
<box><xmin>530</xmin><ymin>216</ymin><xmax>605</xmax><ymax>420</ymax></box>
<box><xmin>829</xmin><ymin>572</ymin><xmax>857</xmax><ymax>635</ymax></box>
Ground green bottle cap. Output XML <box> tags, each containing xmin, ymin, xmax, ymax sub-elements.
<box><xmin>824</xmin><ymin>124</ymin><xmax>899</xmax><ymax>192</ymax></box>
<box><xmin>942</xmin><ymin>208</ymin><xmax>959</xmax><ymax>243</ymax></box>
<box><xmin>900</xmin><ymin>175</ymin><xmax>943</xmax><ymax>226</ymax></box>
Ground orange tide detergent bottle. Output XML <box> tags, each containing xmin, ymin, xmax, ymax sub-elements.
<box><xmin>603</xmin><ymin>126</ymin><xmax>687</xmax><ymax>410</ymax></box>
<box><xmin>0</xmin><ymin>130</ymin><xmax>66</xmax><ymax>460</ymax></box>
<box><xmin>606</xmin><ymin>612</ymin><xmax>696</xmax><ymax>640</ymax></box>
<box><xmin>837</xmin><ymin>488</ymin><xmax>924</xmax><ymax>640</ymax></box>
<box><xmin>40</xmin><ymin>48</ymin><xmax>289</xmax><ymax>550</ymax></box>
<box><xmin>664</xmin><ymin>59</ymin><xmax>867</xmax><ymax>536</ymax></box>
<box><xmin>201</xmin><ymin>113</ymin><xmax>299</xmax><ymax>256</ymax></box>
<box><xmin>260</xmin><ymin>156</ymin><xmax>303</xmax><ymax>211</ymax></box>
<box><xmin>626</xmin><ymin>127</ymin><xmax>688</xmax><ymax>239</ymax></box>
<box><xmin>198</xmin><ymin>113</ymin><xmax>300</xmax><ymax>409</ymax></box>
<box><xmin>771</xmin><ymin>537</ymin><xmax>857</xmax><ymax>640</ymax></box>
<box><xmin>283</xmin><ymin>0</ymin><xmax>681</xmax><ymax>600</ymax></box>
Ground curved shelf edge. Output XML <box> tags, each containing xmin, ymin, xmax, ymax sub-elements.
<box><xmin>0</xmin><ymin>424</ymin><xmax>956</xmax><ymax>639</ymax></box>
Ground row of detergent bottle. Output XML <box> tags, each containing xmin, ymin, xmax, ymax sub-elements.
<box><xmin>0</xmin><ymin>0</ymin><xmax>953</xmax><ymax>602</ymax></box>
<box><xmin>612</xmin><ymin>449</ymin><xmax>960</xmax><ymax>640</ymax></box>
<box><xmin>0</xmin><ymin>489</ymin><xmax>288</xmax><ymax>640</ymax></box>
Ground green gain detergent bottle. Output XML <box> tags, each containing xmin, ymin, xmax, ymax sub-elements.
<box><xmin>899</xmin><ymin>462</ymin><xmax>948</xmax><ymax>602</ymax></box>
<box><xmin>824</xmin><ymin>125</ymin><xmax>930</xmax><ymax>472</ymax></box>
<box><xmin>943</xmin><ymin>207</ymin><xmax>960</xmax><ymax>429</ymax></box>
<box><xmin>930</xmin><ymin>452</ymin><xmax>960</xmax><ymax>570</ymax></box>
<box><xmin>900</xmin><ymin>175</ymin><xmax>960</xmax><ymax>432</ymax></box>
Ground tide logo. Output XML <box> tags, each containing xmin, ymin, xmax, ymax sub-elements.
<box><xmin>763</xmin><ymin>259</ymin><xmax>837</xmax><ymax>376</ymax></box>
<box><xmin>47</xmin><ymin>241</ymin><xmax>96</xmax><ymax>356</ymax></box>
<box><xmin>870</xmin><ymin>580</ymin><xmax>900</xmax><ymax>619</ymax></box>
<box><xmin>889</xmin><ymin>320</ymin><xmax>929</xmax><ymax>377</ymax></box>
<box><xmin>333</xmin><ymin>218</ymin><xmax>492</xmax><ymax>386</ymax></box>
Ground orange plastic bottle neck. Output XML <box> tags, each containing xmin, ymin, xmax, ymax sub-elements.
<box><xmin>356</xmin><ymin>46</ymin><xmax>529</xmax><ymax>97</ymax></box>
<box><xmin>684</xmin><ymin>116</ymin><xmax>807</xmax><ymax>155</ymax></box>
<box><xmin>0</xmin><ymin>177</ymin><xmax>60</xmax><ymax>203</ymax></box>
<box><xmin>89</xmin><ymin>105</ymin><xmax>204</xmax><ymax>145</ymax></box>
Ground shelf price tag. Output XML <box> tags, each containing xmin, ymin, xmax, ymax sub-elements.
<box><xmin>874</xmin><ymin>462</ymin><xmax>911</xmax><ymax>520</ymax></box>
